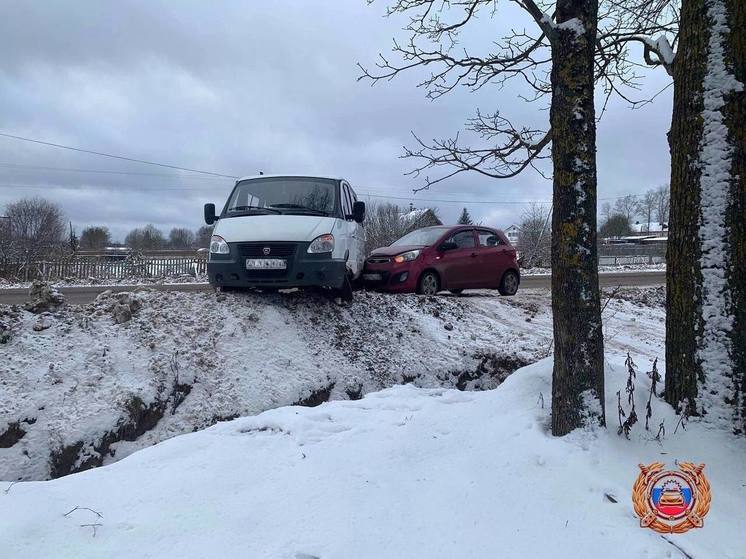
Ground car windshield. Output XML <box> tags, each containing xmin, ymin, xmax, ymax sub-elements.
<box><xmin>391</xmin><ymin>227</ymin><xmax>449</xmax><ymax>246</ymax></box>
<box><xmin>226</xmin><ymin>177</ymin><xmax>336</xmax><ymax>215</ymax></box>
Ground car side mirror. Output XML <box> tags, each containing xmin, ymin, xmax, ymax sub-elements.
<box><xmin>439</xmin><ymin>241</ymin><xmax>457</xmax><ymax>251</ymax></box>
<box><xmin>352</xmin><ymin>201</ymin><xmax>366</xmax><ymax>223</ymax></box>
<box><xmin>486</xmin><ymin>235</ymin><xmax>498</xmax><ymax>246</ymax></box>
<box><xmin>204</xmin><ymin>203</ymin><xmax>218</xmax><ymax>225</ymax></box>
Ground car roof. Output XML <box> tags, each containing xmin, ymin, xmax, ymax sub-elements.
<box><xmin>234</xmin><ymin>174</ymin><xmax>346</xmax><ymax>183</ymax></box>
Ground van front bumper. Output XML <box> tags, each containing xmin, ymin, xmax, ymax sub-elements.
<box><xmin>207</xmin><ymin>242</ymin><xmax>346</xmax><ymax>289</ymax></box>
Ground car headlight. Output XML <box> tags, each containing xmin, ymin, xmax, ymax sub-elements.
<box><xmin>307</xmin><ymin>234</ymin><xmax>334</xmax><ymax>254</ymax></box>
<box><xmin>209</xmin><ymin>235</ymin><xmax>230</xmax><ymax>254</ymax></box>
<box><xmin>393</xmin><ymin>250</ymin><xmax>420</xmax><ymax>263</ymax></box>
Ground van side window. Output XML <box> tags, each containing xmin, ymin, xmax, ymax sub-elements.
<box><xmin>341</xmin><ymin>183</ymin><xmax>353</xmax><ymax>217</ymax></box>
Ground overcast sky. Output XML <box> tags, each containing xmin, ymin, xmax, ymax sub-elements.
<box><xmin>0</xmin><ymin>1</ymin><xmax>674</xmax><ymax>242</ymax></box>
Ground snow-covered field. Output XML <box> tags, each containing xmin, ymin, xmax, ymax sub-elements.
<box><xmin>1</xmin><ymin>287</ymin><xmax>666</xmax><ymax>482</ymax></box>
<box><xmin>521</xmin><ymin>263</ymin><xmax>666</xmax><ymax>275</ymax></box>
<box><xmin>3</xmin><ymin>349</ymin><xmax>744</xmax><ymax>558</ymax></box>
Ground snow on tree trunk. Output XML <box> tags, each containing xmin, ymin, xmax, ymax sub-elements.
<box><xmin>549</xmin><ymin>0</ymin><xmax>605</xmax><ymax>436</ymax></box>
<box><xmin>666</xmin><ymin>0</ymin><xmax>745</xmax><ymax>433</ymax></box>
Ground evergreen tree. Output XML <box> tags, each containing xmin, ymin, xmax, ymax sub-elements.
<box><xmin>457</xmin><ymin>208</ymin><xmax>473</xmax><ymax>224</ymax></box>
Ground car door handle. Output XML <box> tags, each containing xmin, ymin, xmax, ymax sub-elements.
<box><xmin>470</xmin><ymin>252</ymin><xmax>477</xmax><ymax>258</ymax></box>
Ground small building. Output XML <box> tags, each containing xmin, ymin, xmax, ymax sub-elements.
<box><xmin>504</xmin><ymin>224</ymin><xmax>520</xmax><ymax>245</ymax></box>
<box><xmin>400</xmin><ymin>207</ymin><xmax>442</xmax><ymax>229</ymax></box>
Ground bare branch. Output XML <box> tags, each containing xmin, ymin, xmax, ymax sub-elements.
<box><xmin>63</xmin><ymin>506</ymin><xmax>104</xmax><ymax>519</ymax></box>
<box><xmin>402</xmin><ymin>113</ymin><xmax>552</xmax><ymax>188</ymax></box>
<box><xmin>359</xmin><ymin>0</ymin><xmax>678</xmax><ymax>187</ymax></box>
<box><xmin>80</xmin><ymin>523</ymin><xmax>103</xmax><ymax>538</ymax></box>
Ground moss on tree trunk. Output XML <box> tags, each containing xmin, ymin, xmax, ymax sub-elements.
<box><xmin>549</xmin><ymin>0</ymin><xmax>606</xmax><ymax>436</ymax></box>
<box><xmin>665</xmin><ymin>0</ymin><xmax>708</xmax><ymax>414</ymax></box>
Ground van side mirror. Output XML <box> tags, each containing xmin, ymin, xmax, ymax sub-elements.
<box><xmin>204</xmin><ymin>203</ymin><xmax>217</xmax><ymax>225</ymax></box>
<box><xmin>352</xmin><ymin>201</ymin><xmax>366</xmax><ymax>223</ymax></box>
<box><xmin>439</xmin><ymin>241</ymin><xmax>457</xmax><ymax>251</ymax></box>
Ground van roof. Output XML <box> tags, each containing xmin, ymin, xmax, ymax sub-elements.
<box><xmin>234</xmin><ymin>174</ymin><xmax>346</xmax><ymax>183</ymax></box>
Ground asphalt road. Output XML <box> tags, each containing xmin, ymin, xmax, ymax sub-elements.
<box><xmin>0</xmin><ymin>272</ymin><xmax>665</xmax><ymax>305</ymax></box>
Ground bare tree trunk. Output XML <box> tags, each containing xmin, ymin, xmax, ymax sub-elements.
<box><xmin>726</xmin><ymin>0</ymin><xmax>746</xmax><ymax>433</ymax></box>
<box><xmin>550</xmin><ymin>0</ymin><xmax>605</xmax><ymax>436</ymax></box>
<box><xmin>666</xmin><ymin>0</ymin><xmax>745</xmax><ymax>433</ymax></box>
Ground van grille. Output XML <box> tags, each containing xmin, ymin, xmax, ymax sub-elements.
<box><xmin>235</xmin><ymin>242</ymin><xmax>298</xmax><ymax>258</ymax></box>
<box><xmin>245</xmin><ymin>270</ymin><xmax>288</xmax><ymax>280</ymax></box>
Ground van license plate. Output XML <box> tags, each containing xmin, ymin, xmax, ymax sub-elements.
<box><xmin>246</xmin><ymin>258</ymin><xmax>287</xmax><ymax>270</ymax></box>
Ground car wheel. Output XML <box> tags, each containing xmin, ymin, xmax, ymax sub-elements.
<box><xmin>417</xmin><ymin>271</ymin><xmax>440</xmax><ymax>295</ymax></box>
<box><xmin>498</xmin><ymin>270</ymin><xmax>519</xmax><ymax>296</ymax></box>
<box><xmin>449</xmin><ymin>289</ymin><xmax>463</xmax><ymax>295</ymax></box>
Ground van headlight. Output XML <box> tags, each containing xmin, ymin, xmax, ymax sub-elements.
<box><xmin>307</xmin><ymin>234</ymin><xmax>334</xmax><ymax>254</ymax></box>
<box><xmin>393</xmin><ymin>250</ymin><xmax>420</xmax><ymax>263</ymax></box>
<box><xmin>209</xmin><ymin>235</ymin><xmax>230</xmax><ymax>254</ymax></box>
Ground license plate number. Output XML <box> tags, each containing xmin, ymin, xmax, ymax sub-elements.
<box><xmin>363</xmin><ymin>273</ymin><xmax>383</xmax><ymax>281</ymax></box>
<box><xmin>246</xmin><ymin>258</ymin><xmax>287</xmax><ymax>270</ymax></box>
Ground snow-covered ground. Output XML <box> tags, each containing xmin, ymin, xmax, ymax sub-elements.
<box><xmin>2</xmin><ymin>349</ymin><xmax>744</xmax><ymax>559</ymax></box>
<box><xmin>0</xmin><ymin>287</ymin><xmax>665</xmax><ymax>482</ymax></box>
<box><xmin>521</xmin><ymin>263</ymin><xmax>666</xmax><ymax>275</ymax></box>
<box><xmin>0</xmin><ymin>273</ymin><xmax>205</xmax><ymax>289</ymax></box>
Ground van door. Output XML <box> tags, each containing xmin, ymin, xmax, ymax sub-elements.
<box><xmin>338</xmin><ymin>182</ymin><xmax>365</xmax><ymax>277</ymax></box>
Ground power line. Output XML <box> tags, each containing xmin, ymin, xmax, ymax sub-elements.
<box><xmin>0</xmin><ymin>132</ymin><xmax>239</xmax><ymax>179</ymax></box>
<box><xmin>0</xmin><ymin>180</ymin><xmax>634</xmax><ymax>207</ymax></box>
<box><xmin>357</xmin><ymin>191</ymin><xmax>550</xmax><ymax>205</ymax></box>
<box><xmin>0</xmin><ymin>182</ymin><xmax>219</xmax><ymax>192</ymax></box>
<box><xmin>0</xmin><ymin>162</ymin><xmax>232</xmax><ymax>180</ymax></box>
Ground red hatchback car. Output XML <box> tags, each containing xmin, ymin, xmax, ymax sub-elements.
<box><xmin>363</xmin><ymin>225</ymin><xmax>520</xmax><ymax>295</ymax></box>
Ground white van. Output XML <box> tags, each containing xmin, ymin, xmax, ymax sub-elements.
<box><xmin>204</xmin><ymin>175</ymin><xmax>366</xmax><ymax>299</ymax></box>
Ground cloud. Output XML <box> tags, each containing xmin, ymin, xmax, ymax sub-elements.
<box><xmin>0</xmin><ymin>0</ymin><xmax>673</xmax><ymax>241</ymax></box>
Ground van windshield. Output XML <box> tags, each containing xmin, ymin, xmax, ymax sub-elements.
<box><xmin>226</xmin><ymin>177</ymin><xmax>337</xmax><ymax>216</ymax></box>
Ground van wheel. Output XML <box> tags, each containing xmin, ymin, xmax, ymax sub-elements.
<box><xmin>338</xmin><ymin>275</ymin><xmax>354</xmax><ymax>303</ymax></box>
<box><xmin>417</xmin><ymin>271</ymin><xmax>440</xmax><ymax>295</ymax></box>
<box><xmin>498</xmin><ymin>270</ymin><xmax>519</xmax><ymax>296</ymax></box>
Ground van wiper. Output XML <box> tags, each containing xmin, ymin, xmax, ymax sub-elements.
<box><xmin>227</xmin><ymin>205</ymin><xmax>281</xmax><ymax>214</ymax></box>
<box><xmin>269</xmin><ymin>204</ymin><xmax>329</xmax><ymax>216</ymax></box>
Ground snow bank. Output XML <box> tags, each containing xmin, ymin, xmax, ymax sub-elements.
<box><xmin>2</xmin><ymin>351</ymin><xmax>743</xmax><ymax>559</ymax></box>
<box><xmin>1</xmin><ymin>288</ymin><xmax>557</xmax><ymax>481</ymax></box>
<box><xmin>0</xmin><ymin>287</ymin><xmax>666</xmax><ymax>483</ymax></box>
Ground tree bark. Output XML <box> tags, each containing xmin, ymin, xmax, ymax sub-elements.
<box><xmin>723</xmin><ymin>0</ymin><xmax>745</xmax><ymax>433</ymax></box>
<box><xmin>666</xmin><ymin>0</ymin><xmax>745</xmax><ymax>433</ymax></box>
<box><xmin>549</xmin><ymin>0</ymin><xmax>606</xmax><ymax>436</ymax></box>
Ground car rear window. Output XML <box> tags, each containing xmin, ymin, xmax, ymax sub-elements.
<box><xmin>477</xmin><ymin>230</ymin><xmax>500</xmax><ymax>246</ymax></box>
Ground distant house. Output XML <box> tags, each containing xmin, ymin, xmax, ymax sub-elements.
<box><xmin>504</xmin><ymin>224</ymin><xmax>520</xmax><ymax>244</ymax></box>
<box><xmin>400</xmin><ymin>208</ymin><xmax>442</xmax><ymax>229</ymax></box>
